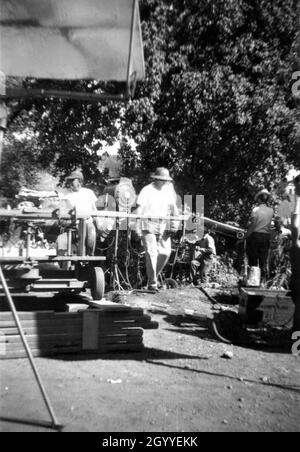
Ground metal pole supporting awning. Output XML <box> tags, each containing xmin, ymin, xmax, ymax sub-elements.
<box><xmin>0</xmin><ymin>0</ymin><xmax>145</xmax><ymax>101</ymax></box>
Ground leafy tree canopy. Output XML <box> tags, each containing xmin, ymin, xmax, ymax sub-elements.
<box><xmin>124</xmin><ymin>0</ymin><xmax>300</xmax><ymax>223</ymax></box>
<box><xmin>1</xmin><ymin>0</ymin><xmax>300</xmax><ymax>224</ymax></box>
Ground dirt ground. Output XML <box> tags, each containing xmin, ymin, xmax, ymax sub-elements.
<box><xmin>0</xmin><ymin>287</ymin><xmax>299</xmax><ymax>433</ymax></box>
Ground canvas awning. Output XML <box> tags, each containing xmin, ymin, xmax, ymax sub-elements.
<box><xmin>0</xmin><ymin>0</ymin><xmax>145</xmax><ymax>86</ymax></box>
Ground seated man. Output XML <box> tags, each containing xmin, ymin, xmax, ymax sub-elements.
<box><xmin>190</xmin><ymin>229</ymin><xmax>216</xmax><ymax>285</ymax></box>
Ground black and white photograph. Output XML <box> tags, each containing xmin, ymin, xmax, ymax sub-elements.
<box><xmin>0</xmin><ymin>0</ymin><xmax>299</xmax><ymax>434</ymax></box>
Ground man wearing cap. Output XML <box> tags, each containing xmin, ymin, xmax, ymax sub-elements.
<box><xmin>64</xmin><ymin>170</ymin><xmax>98</xmax><ymax>255</ymax></box>
<box><xmin>291</xmin><ymin>175</ymin><xmax>300</xmax><ymax>332</ymax></box>
<box><xmin>135</xmin><ymin>168</ymin><xmax>179</xmax><ymax>291</ymax></box>
<box><xmin>245</xmin><ymin>188</ymin><xmax>274</xmax><ymax>282</ymax></box>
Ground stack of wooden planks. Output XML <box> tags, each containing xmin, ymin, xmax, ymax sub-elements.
<box><xmin>0</xmin><ymin>304</ymin><xmax>158</xmax><ymax>359</ymax></box>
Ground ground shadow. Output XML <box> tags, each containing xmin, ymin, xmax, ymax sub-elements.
<box><xmin>165</xmin><ymin>327</ymin><xmax>215</xmax><ymax>341</ymax></box>
<box><xmin>46</xmin><ymin>346</ymin><xmax>209</xmax><ymax>362</ymax></box>
<box><xmin>145</xmin><ymin>360</ymin><xmax>300</xmax><ymax>395</ymax></box>
<box><xmin>163</xmin><ymin>312</ymin><xmax>293</xmax><ymax>354</ymax></box>
<box><xmin>0</xmin><ymin>417</ymin><xmax>62</xmax><ymax>431</ymax></box>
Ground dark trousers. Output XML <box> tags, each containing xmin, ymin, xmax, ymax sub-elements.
<box><xmin>291</xmin><ymin>248</ymin><xmax>300</xmax><ymax>332</ymax></box>
<box><xmin>292</xmin><ymin>289</ymin><xmax>300</xmax><ymax>333</ymax></box>
<box><xmin>246</xmin><ymin>233</ymin><xmax>270</xmax><ymax>280</ymax></box>
<box><xmin>57</xmin><ymin>221</ymin><xmax>96</xmax><ymax>257</ymax></box>
<box><xmin>190</xmin><ymin>253</ymin><xmax>214</xmax><ymax>284</ymax></box>
<box><xmin>86</xmin><ymin>222</ymin><xmax>96</xmax><ymax>256</ymax></box>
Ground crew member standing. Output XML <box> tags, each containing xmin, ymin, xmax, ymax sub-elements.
<box><xmin>64</xmin><ymin>170</ymin><xmax>98</xmax><ymax>256</ymax></box>
<box><xmin>135</xmin><ymin>168</ymin><xmax>179</xmax><ymax>291</ymax></box>
<box><xmin>291</xmin><ymin>175</ymin><xmax>300</xmax><ymax>332</ymax></box>
<box><xmin>245</xmin><ymin>189</ymin><xmax>274</xmax><ymax>283</ymax></box>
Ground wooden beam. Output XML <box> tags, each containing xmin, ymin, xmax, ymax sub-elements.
<box><xmin>0</xmin><ymin>318</ymin><xmax>82</xmax><ymax>329</ymax></box>
<box><xmin>1</xmin><ymin>343</ymin><xmax>145</xmax><ymax>359</ymax></box>
<box><xmin>1</xmin><ymin>327</ymin><xmax>143</xmax><ymax>338</ymax></box>
<box><xmin>0</xmin><ymin>88</ymin><xmax>127</xmax><ymax>103</ymax></box>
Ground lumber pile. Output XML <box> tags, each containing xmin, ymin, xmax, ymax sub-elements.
<box><xmin>0</xmin><ymin>304</ymin><xmax>158</xmax><ymax>359</ymax></box>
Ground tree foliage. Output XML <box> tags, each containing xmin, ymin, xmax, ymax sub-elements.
<box><xmin>0</xmin><ymin>112</ymin><xmax>42</xmax><ymax>202</ymax></box>
<box><xmin>121</xmin><ymin>0</ymin><xmax>300</xmax><ymax>223</ymax></box>
<box><xmin>2</xmin><ymin>0</ymin><xmax>300</xmax><ymax>224</ymax></box>
<box><xmin>1</xmin><ymin>79</ymin><xmax>124</xmax><ymax>194</ymax></box>
<box><xmin>29</xmin><ymin>80</ymin><xmax>123</xmax><ymax>183</ymax></box>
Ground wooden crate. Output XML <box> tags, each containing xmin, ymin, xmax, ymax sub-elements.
<box><xmin>239</xmin><ymin>288</ymin><xmax>294</xmax><ymax>327</ymax></box>
<box><xmin>0</xmin><ymin>303</ymin><xmax>159</xmax><ymax>359</ymax></box>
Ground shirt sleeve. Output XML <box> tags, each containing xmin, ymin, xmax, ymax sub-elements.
<box><xmin>167</xmin><ymin>185</ymin><xmax>178</xmax><ymax>213</ymax></box>
<box><xmin>83</xmin><ymin>189</ymin><xmax>97</xmax><ymax>210</ymax></box>
<box><xmin>207</xmin><ymin>236</ymin><xmax>216</xmax><ymax>255</ymax></box>
<box><xmin>64</xmin><ymin>193</ymin><xmax>75</xmax><ymax>208</ymax></box>
<box><xmin>137</xmin><ymin>186</ymin><xmax>149</xmax><ymax>207</ymax></box>
<box><xmin>251</xmin><ymin>207</ymin><xmax>259</xmax><ymax>219</ymax></box>
<box><xmin>90</xmin><ymin>190</ymin><xmax>97</xmax><ymax>204</ymax></box>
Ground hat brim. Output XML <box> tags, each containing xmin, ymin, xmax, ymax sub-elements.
<box><xmin>151</xmin><ymin>175</ymin><xmax>173</xmax><ymax>182</ymax></box>
<box><xmin>255</xmin><ymin>191</ymin><xmax>271</xmax><ymax>201</ymax></box>
<box><xmin>66</xmin><ymin>175</ymin><xmax>83</xmax><ymax>181</ymax></box>
<box><xmin>107</xmin><ymin>178</ymin><xmax>121</xmax><ymax>183</ymax></box>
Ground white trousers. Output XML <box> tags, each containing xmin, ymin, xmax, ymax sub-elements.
<box><xmin>142</xmin><ymin>232</ymin><xmax>171</xmax><ymax>288</ymax></box>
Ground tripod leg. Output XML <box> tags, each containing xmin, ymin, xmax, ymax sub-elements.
<box><xmin>0</xmin><ymin>266</ymin><xmax>62</xmax><ymax>430</ymax></box>
<box><xmin>113</xmin><ymin>264</ymin><xmax>122</xmax><ymax>291</ymax></box>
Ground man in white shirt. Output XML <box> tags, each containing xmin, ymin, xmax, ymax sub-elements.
<box><xmin>64</xmin><ymin>170</ymin><xmax>97</xmax><ymax>255</ymax></box>
<box><xmin>135</xmin><ymin>168</ymin><xmax>179</xmax><ymax>291</ymax></box>
<box><xmin>245</xmin><ymin>189</ymin><xmax>274</xmax><ymax>282</ymax></box>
